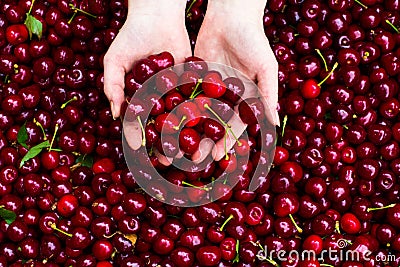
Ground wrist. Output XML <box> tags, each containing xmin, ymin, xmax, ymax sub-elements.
<box><xmin>206</xmin><ymin>0</ymin><xmax>267</xmax><ymax>18</ymax></box>
<box><xmin>127</xmin><ymin>0</ymin><xmax>187</xmax><ymax>19</ymax></box>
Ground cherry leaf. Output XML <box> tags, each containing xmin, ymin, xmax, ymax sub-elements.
<box><xmin>24</xmin><ymin>14</ymin><xmax>42</xmax><ymax>40</ymax></box>
<box><xmin>17</xmin><ymin>122</ymin><xmax>28</xmax><ymax>149</ymax></box>
<box><xmin>19</xmin><ymin>140</ymin><xmax>50</xmax><ymax>167</ymax></box>
<box><xmin>75</xmin><ymin>154</ymin><xmax>93</xmax><ymax>168</ymax></box>
<box><xmin>0</xmin><ymin>206</ymin><xmax>16</xmax><ymax>225</ymax></box>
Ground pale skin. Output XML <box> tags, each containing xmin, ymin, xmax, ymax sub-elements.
<box><xmin>103</xmin><ymin>0</ymin><xmax>279</xmax><ymax>164</ymax></box>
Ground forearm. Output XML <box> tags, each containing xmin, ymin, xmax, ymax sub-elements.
<box><xmin>127</xmin><ymin>0</ymin><xmax>187</xmax><ymax>18</ymax></box>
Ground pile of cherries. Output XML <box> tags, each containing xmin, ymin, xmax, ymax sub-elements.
<box><xmin>0</xmin><ymin>0</ymin><xmax>399</xmax><ymax>266</ymax></box>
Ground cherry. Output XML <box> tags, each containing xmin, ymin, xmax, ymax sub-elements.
<box><xmin>179</xmin><ymin>128</ymin><xmax>200</xmax><ymax>154</ymax></box>
<box><xmin>132</xmin><ymin>58</ymin><xmax>157</xmax><ymax>84</ymax></box>
<box><xmin>238</xmin><ymin>98</ymin><xmax>265</xmax><ymax>125</ymax></box>
<box><xmin>148</xmin><ymin>51</ymin><xmax>174</xmax><ymax>71</ymax></box>
<box><xmin>5</xmin><ymin>24</ymin><xmax>28</xmax><ymax>45</ymax></box>
<box><xmin>340</xmin><ymin>212</ymin><xmax>361</xmax><ymax>234</ymax></box>
<box><xmin>196</xmin><ymin>246</ymin><xmax>221</xmax><ymax>266</ymax></box>
<box><xmin>56</xmin><ymin>194</ymin><xmax>79</xmax><ymax>218</ymax></box>
<box><xmin>202</xmin><ymin>72</ymin><xmax>226</xmax><ymax>98</ymax></box>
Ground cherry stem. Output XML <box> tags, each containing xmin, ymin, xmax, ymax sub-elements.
<box><xmin>281</xmin><ymin>115</ymin><xmax>288</xmax><ymax>138</ymax></box>
<box><xmin>289</xmin><ymin>214</ymin><xmax>303</xmax><ymax>233</ymax></box>
<box><xmin>233</xmin><ymin>240</ymin><xmax>240</xmax><ymax>263</ymax></box>
<box><xmin>367</xmin><ymin>203</ymin><xmax>396</xmax><ymax>212</ymax></box>
<box><xmin>33</xmin><ymin>119</ymin><xmax>47</xmax><ymax>141</ymax></box>
<box><xmin>49</xmin><ymin>124</ymin><xmax>59</xmax><ymax>151</ymax></box>
<box><xmin>386</xmin><ymin>19</ymin><xmax>400</xmax><ymax>33</ymax></box>
<box><xmin>354</xmin><ymin>0</ymin><xmax>368</xmax><ymax>9</ymax></box>
<box><xmin>204</xmin><ymin>103</ymin><xmax>242</xmax><ymax>146</ymax></box>
<box><xmin>173</xmin><ymin>116</ymin><xmax>187</xmax><ymax>130</ymax></box>
<box><xmin>181</xmin><ymin>181</ymin><xmax>209</xmax><ymax>191</ymax></box>
<box><xmin>219</xmin><ymin>214</ymin><xmax>234</xmax><ymax>231</ymax></box>
<box><xmin>318</xmin><ymin>62</ymin><xmax>339</xmax><ymax>87</ymax></box>
<box><xmin>315</xmin><ymin>49</ymin><xmax>328</xmax><ymax>72</ymax></box>
<box><xmin>137</xmin><ymin>116</ymin><xmax>146</xmax><ymax>147</ymax></box>
<box><xmin>320</xmin><ymin>264</ymin><xmax>334</xmax><ymax>267</ymax></box>
<box><xmin>49</xmin><ymin>222</ymin><xmax>72</xmax><ymax>237</ymax></box>
<box><xmin>189</xmin><ymin>78</ymin><xmax>203</xmax><ymax>99</ymax></box>
<box><xmin>68</xmin><ymin>4</ymin><xmax>97</xmax><ymax>18</ymax></box>
<box><xmin>335</xmin><ymin>221</ymin><xmax>341</xmax><ymax>234</ymax></box>
<box><xmin>27</xmin><ymin>0</ymin><xmax>36</xmax><ymax>15</ymax></box>
<box><xmin>68</xmin><ymin>11</ymin><xmax>77</xmax><ymax>24</ymax></box>
<box><xmin>224</xmin><ymin>131</ymin><xmax>228</xmax><ymax>160</ymax></box>
<box><xmin>61</xmin><ymin>96</ymin><xmax>78</xmax><ymax>109</ymax></box>
<box><xmin>186</xmin><ymin>0</ymin><xmax>196</xmax><ymax>15</ymax></box>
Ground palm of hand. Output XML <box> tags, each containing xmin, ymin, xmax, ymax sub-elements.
<box><xmin>103</xmin><ymin>14</ymin><xmax>191</xmax><ymax>118</ymax></box>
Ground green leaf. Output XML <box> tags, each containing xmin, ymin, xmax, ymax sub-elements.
<box><xmin>0</xmin><ymin>207</ymin><xmax>16</xmax><ymax>224</ymax></box>
<box><xmin>24</xmin><ymin>14</ymin><xmax>42</xmax><ymax>40</ymax></box>
<box><xmin>19</xmin><ymin>140</ymin><xmax>50</xmax><ymax>167</ymax></box>
<box><xmin>75</xmin><ymin>154</ymin><xmax>94</xmax><ymax>168</ymax></box>
<box><xmin>17</xmin><ymin>122</ymin><xmax>28</xmax><ymax>148</ymax></box>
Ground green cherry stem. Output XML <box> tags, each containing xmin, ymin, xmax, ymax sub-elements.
<box><xmin>186</xmin><ymin>0</ymin><xmax>197</xmax><ymax>15</ymax></box>
<box><xmin>173</xmin><ymin>116</ymin><xmax>187</xmax><ymax>130</ymax></box>
<box><xmin>320</xmin><ymin>264</ymin><xmax>334</xmax><ymax>267</ymax></box>
<box><xmin>233</xmin><ymin>240</ymin><xmax>240</xmax><ymax>263</ymax></box>
<box><xmin>49</xmin><ymin>222</ymin><xmax>72</xmax><ymax>237</ymax></box>
<box><xmin>219</xmin><ymin>214</ymin><xmax>234</xmax><ymax>231</ymax></box>
<box><xmin>354</xmin><ymin>0</ymin><xmax>368</xmax><ymax>9</ymax></box>
<box><xmin>48</xmin><ymin>124</ymin><xmax>59</xmax><ymax>151</ymax></box>
<box><xmin>27</xmin><ymin>0</ymin><xmax>36</xmax><ymax>15</ymax></box>
<box><xmin>335</xmin><ymin>221</ymin><xmax>341</xmax><ymax>234</ymax></box>
<box><xmin>289</xmin><ymin>214</ymin><xmax>303</xmax><ymax>233</ymax></box>
<box><xmin>189</xmin><ymin>79</ymin><xmax>203</xmax><ymax>99</ymax></box>
<box><xmin>318</xmin><ymin>62</ymin><xmax>339</xmax><ymax>87</ymax></box>
<box><xmin>204</xmin><ymin>104</ymin><xmax>242</xmax><ymax>146</ymax></box>
<box><xmin>137</xmin><ymin>116</ymin><xmax>146</xmax><ymax>147</ymax></box>
<box><xmin>281</xmin><ymin>115</ymin><xmax>288</xmax><ymax>138</ymax></box>
<box><xmin>386</xmin><ymin>19</ymin><xmax>400</xmax><ymax>33</ymax></box>
<box><xmin>181</xmin><ymin>181</ymin><xmax>209</xmax><ymax>191</ymax></box>
<box><xmin>61</xmin><ymin>96</ymin><xmax>78</xmax><ymax>109</ymax></box>
<box><xmin>367</xmin><ymin>203</ymin><xmax>396</xmax><ymax>212</ymax></box>
<box><xmin>315</xmin><ymin>49</ymin><xmax>328</xmax><ymax>72</ymax></box>
<box><xmin>33</xmin><ymin>118</ymin><xmax>47</xmax><ymax>140</ymax></box>
<box><xmin>68</xmin><ymin>4</ymin><xmax>97</xmax><ymax>18</ymax></box>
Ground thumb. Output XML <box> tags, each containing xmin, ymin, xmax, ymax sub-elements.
<box><xmin>103</xmin><ymin>56</ymin><xmax>126</xmax><ymax>119</ymax></box>
<box><xmin>257</xmin><ymin>61</ymin><xmax>280</xmax><ymax>127</ymax></box>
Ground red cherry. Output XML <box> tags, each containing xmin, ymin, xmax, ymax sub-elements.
<box><xmin>301</xmin><ymin>79</ymin><xmax>320</xmax><ymax>99</ymax></box>
<box><xmin>179</xmin><ymin>128</ymin><xmax>200</xmax><ymax>155</ymax></box>
<box><xmin>93</xmin><ymin>158</ymin><xmax>115</xmax><ymax>174</ymax></box>
<box><xmin>57</xmin><ymin>194</ymin><xmax>79</xmax><ymax>217</ymax></box>
<box><xmin>6</xmin><ymin>24</ymin><xmax>29</xmax><ymax>45</ymax></box>
<box><xmin>202</xmin><ymin>73</ymin><xmax>226</xmax><ymax>98</ymax></box>
<box><xmin>340</xmin><ymin>213</ymin><xmax>361</xmax><ymax>234</ymax></box>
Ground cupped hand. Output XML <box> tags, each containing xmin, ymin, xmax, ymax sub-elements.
<box><xmin>193</xmin><ymin>1</ymin><xmax>279</xmax><ymax>162</ymax></box>
<box><xmin>103</xmin><ymin>1</ymin><xmax>191</xmax><ymax>152</ymax></box>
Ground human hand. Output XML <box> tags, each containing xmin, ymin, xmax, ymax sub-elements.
<box><xmin>193</xmin><ymin>0</ymin><xmax>279</xmax><ymax>162</ymax></box>
<box><xmin>104</xmin><ymin>0</ymin><xmax>191</xmax><ymax>151</ymax></box>
<box><xmin>103</xmin><ymin>0</ymin><xmax>191</xmax><ymax>119</ymax></box>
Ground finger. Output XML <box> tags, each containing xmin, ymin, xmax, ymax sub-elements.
<box><xmin>192</xmin><ymin>138</ymin><xmax>214</xmax><ymax>164</ymax></box>
<box><xmin>103</xmin><ymin>55</ymin><xmax>127</xmax><ymax>119</ymax></box>
<box><xmin>123</xmin><ymin>120</ymin><xmax>143</xmax><ymax>150</ymax></box>
<box><xmin>257</xmin><ymin>59</ymin><xmax>280</xmax><ymax>126</ymax></box>
<box><xmin>212</xmin><ymin>115</ymin><xmax>247</xmax><ymax>161</ymax></box>
<box><xmin>154</xmin><ymin>149</ymin><xmax>173</xmax><ymax>166</ymax></box>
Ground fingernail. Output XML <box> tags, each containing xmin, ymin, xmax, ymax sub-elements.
<box><xmin>110</xmin><ymin>101</ymin><xmax>117</xmax><ymax>120</ymax></box>
<box><xmin>275</xmin><ymin>110</ymin><xmax>280</xmax><ymax>127</ymax></box>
